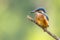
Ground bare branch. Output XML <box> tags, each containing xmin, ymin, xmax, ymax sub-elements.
<box><xmin>27</xmin><ymin>15</ymin><xmax>60</xmax><ymax>40</ymax></box>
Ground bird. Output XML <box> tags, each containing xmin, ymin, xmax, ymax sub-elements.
<box><xmin>31</xmin><ymin>8</ymin><xmax>49</xmax><ymax>29</ymax></box>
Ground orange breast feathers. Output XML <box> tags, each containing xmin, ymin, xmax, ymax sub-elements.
<box><xmin>35</xmin><ymin>13</ymin><xmax>49</xmax><ymax>28</ymax></box>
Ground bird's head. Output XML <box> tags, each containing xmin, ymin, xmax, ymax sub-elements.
<box><xmin>31</xmin><ymin>8</ymin><xmax>46</xmax><ymax>14</ymax></box>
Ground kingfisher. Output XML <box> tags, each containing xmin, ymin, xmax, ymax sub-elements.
<box><xmin>31</xmin><ymin>8</ymin><xmax>49</xmax><ymax>29</ymax></box>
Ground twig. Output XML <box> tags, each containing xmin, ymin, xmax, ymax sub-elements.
<box><xmin>27</xmin><ymin>15</ymin><xmax>60</xmax><ymax>40</ymax></box>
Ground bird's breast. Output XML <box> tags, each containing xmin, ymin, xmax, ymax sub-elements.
<box><xmin>35</xmin><ymin>14</ymin><xmax>49</xmax><ymax>28</ymax></box>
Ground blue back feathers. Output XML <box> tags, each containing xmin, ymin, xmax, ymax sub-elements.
<box><xmin>44</xmin><ymin>14</ymin><xmax>49</xmax><ymax>21</ymax></box>
<box><xmin>36</xmin><ymin>8</ymin><xmax>46</xmax><ymax>13</ymax></box>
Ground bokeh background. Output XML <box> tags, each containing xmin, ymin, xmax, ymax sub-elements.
<box><xmin>0</xmin><ymin>0</ymin><xmax>60</xmax><ymax>40</ymax></box>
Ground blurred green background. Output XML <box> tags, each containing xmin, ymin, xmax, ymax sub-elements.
<box><xmin>0</xmin><ymin>0</ymin><xmax>60</xmax><ymax>40</ymax></box>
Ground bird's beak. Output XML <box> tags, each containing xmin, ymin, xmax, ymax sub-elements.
<box><xmin>31</xmin><ymin>10</ymin><xmax>35</xmax><ymax>13</ymax></box>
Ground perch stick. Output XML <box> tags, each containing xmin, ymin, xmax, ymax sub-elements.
<box><xmin>27</xmin><ymin>15</ymin><xmax>60</xmax><ymax>40</ymax></box>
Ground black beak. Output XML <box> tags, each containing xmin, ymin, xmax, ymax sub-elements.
<box><xmin>31</xmin><ymin>10</ymin><xmax>35</xmax><ymax>13</ymax></box>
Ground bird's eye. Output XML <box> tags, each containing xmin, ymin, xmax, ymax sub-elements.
<box><xmin>38</xmin><ymin>12</ymin><xmax>42</xmax><ymax>13</ymax></box>
<box><xmin>38</xmin><ymin>11</ymin><xmax>44</xmax><ymax>13</ymax></box>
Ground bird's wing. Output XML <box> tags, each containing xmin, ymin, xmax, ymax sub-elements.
<box><xmin>44</xmin><ymin>14</ymin><xmax>49</xmax><ymax>21</ymax></box>
<box><xmin>46</xmin><ymin>15</ymin><xmax>49</xmax><ymax>21</ymax></box>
